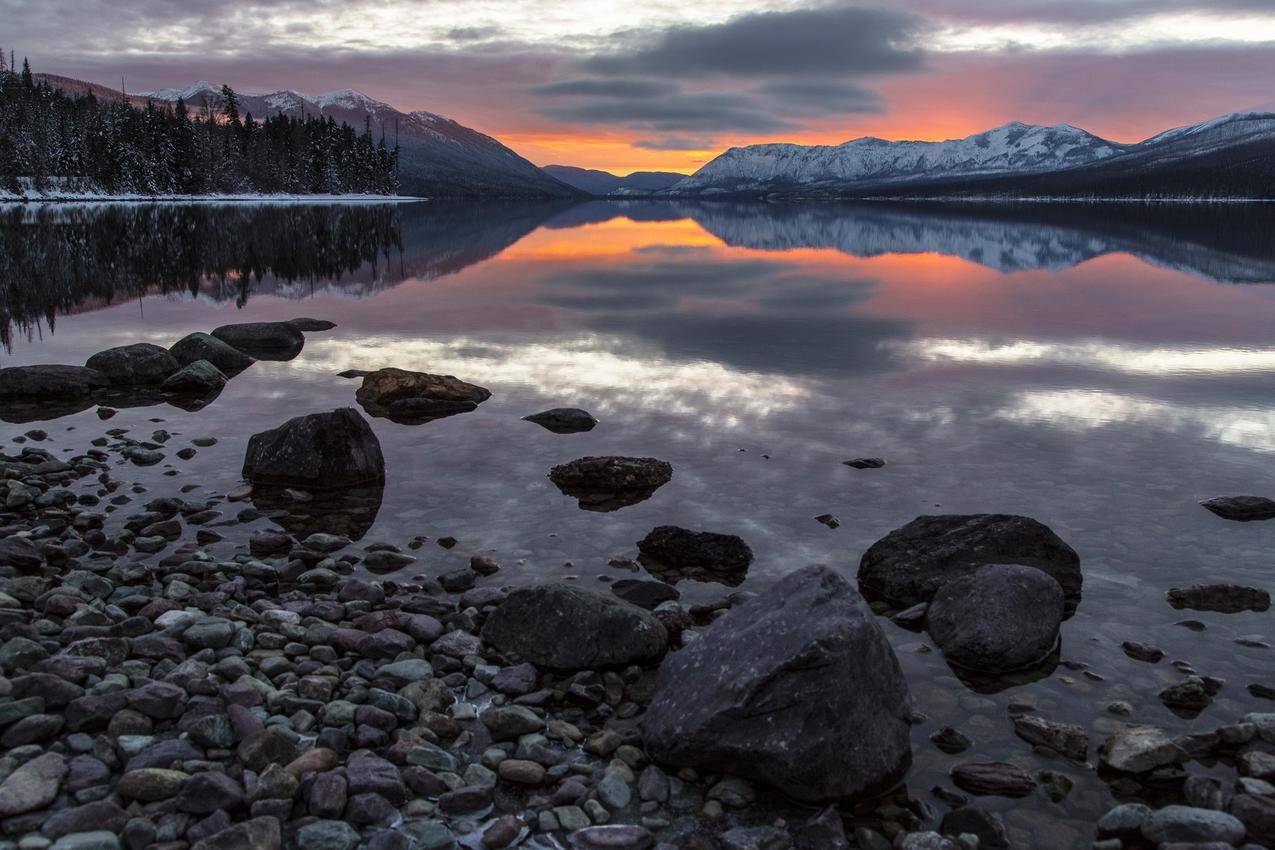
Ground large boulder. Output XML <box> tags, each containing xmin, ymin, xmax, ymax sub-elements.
<box><xmin>636</xmin><ymin>526</ymin><xmax>754</xmax><ymax>586</ymax></box>
<box><xmin>242</xmin><ymin>408</ymin><xmax>385</xmax><ymax>488</ymax></box>
<box><xmin>482</xmin><ymin>584</ymin><xmax>668</xmax><ymax>671</ymax></box>
<box><xmin>0</xmin><ymin>365</ymin><xmax>108</xmax><ymax>400</ymax></box>
<box><xmin>85</xmin><ymin>343</ymin><xmax>180</xmax><ymax>385</ymax></box>
<box><xmin>355</xmin><ymin>368</ymin><xmax>491</xmax><ymax>424</ymax></box>
<box><xmin>549</xmin><ymin>456</ymin><xmax>673</xmax><ymax>511</ymax></box>
<box><xmin>160</xmin><ymin>360</ymin><xmax>227</xmax><ymax>396</ymax></box>
<box><xmin>169</xmin><ymin>332</ymin><xmax>255</xmax><ymax>373</ymax></box>
<box><xmin>0</xmin><ymin>752</ymin><xmax>66</xmax><ymax>817</ymax></box>
<box><xmin>210</xmin><ymin>321</ymin><xmax>305</xmax><ymax>360</ymax></box>
<box><xmin>926</xmin><ymin>564</ymin><xmax>1064</xmax><ymax>674</ymax></box>
<box><xmin>858</xmin><ymin>514</ymin><xmax>1081</xmax><ymax>607</ymax></box>
<box><xmin>641</xmin><ymin>565</ymin><xmax>912</xmax><ymax>803</ymax></box>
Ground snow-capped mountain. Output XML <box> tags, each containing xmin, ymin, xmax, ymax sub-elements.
<box><xmin>671</xmin><ymin>123</ymin><xmax>1128</xmax><ymax>194</ymax></box>
<box><xmin>134</xmin><ymin>82</ymin><xmax>578</xmax><ymax>199</ymax></box>
<box><xmin>541</xmin><ymin>165</ymin><xmax>685</xmax><ymax>196</ymax></box>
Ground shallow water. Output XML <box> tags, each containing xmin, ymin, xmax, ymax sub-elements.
<box><xmin>4</xmin><ymin>199</ymin><xmax>1275</xmax><ymax>845</ymax></box>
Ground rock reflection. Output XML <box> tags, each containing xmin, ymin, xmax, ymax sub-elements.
<box><xmin>250</xmin><ymin>480</ymin><xmax>385</xmax><ymax>541</ymax></box>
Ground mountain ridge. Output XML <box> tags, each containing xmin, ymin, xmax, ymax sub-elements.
<box><xmin>541</xmin><ymin>165</ymin><xmax>685</xmax><ymax>196</ymax></box>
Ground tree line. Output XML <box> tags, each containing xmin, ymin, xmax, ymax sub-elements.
<box><xmin>0</xmin><ymin>56</ymin><xmax>399</xmax><ymax>196</ymax></box>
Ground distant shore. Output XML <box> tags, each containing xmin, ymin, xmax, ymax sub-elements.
<box><xmin>0</xmin><ymin>192</ymin><xmax>424</xmax><ymax>205</ymax></box>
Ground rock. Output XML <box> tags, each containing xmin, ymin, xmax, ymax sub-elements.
<box><xmin>210</xmin><ymin>321</ymin><xmax>305</xmax><ymax>359</ymax></box>
<box><xmin>190</xmin><ymin>817</ymin><xmax>281</xmax><ymax>850</ymax></box>
<box><xmin>857</xmin><ymin>514</ymin><xmax>1081</xmax><ymax>606</ymax></box>
<box><xmin>160</xmin><ymin>360</ymin><xmax>227</xmax><ymax>396</ymax></box>
<box><xmin>169</xmin><ymin>332</ymin><xmax>255</xmax><ymax>373</ymax></box>
<box><xmin>355</xmin><ymin>368</ymin><xmax>490</xmax><ymax>423</ymax></box>
<box><xmin>482</xmin><ymin>583</ymin><xmax>668</xmax><ymax>671</ymax></box>
<box><xmin>719</xmin><ymin>827</ymin><xmax>793</xmax><ymax>850</ymax></box>
<box><xmin>844</xmin><ymin>458</ymin><xmax>885</xmax><ymax>469</ymax></box>
<box><xmin>1230</xmin><ymin>794</ymin><xmax>1275</xmax><ymax>844</ymax></box>
<box><xmin>1166</xmin><ymin>584</ymin><xmax>1270</xmax><ymax>613</ymax></box>
<box><xmin>1100</xmin><ymin>725</ymin><xmax>1188</xmax><ymax>773</ymax></box>
<box><xmin>498</xmin><ymin>759</ymin><xmax>546</xmax><ymax>785</ymax></box>
<box><xmin>1098</xmin><ymin>803</ymin><xmax>1152</xmax><ymax>837</ymax></box>
<box><xmin>1012</xmin><ymin>715</ymin><xmax>1088</xmax><ymax>761</ymax></box>
<box><xmin>611</xmin><ymin>579</ymin><xmax>680</xmax><ymax>609</ymax></box>
<box><xmin>0</xmin><ymin>365</ymin><xmax>108</xmax><ymax>400</ymax></box>
<box><xmin>0</xmin><ymin>752</ymin><xmax>66</xmax><ymax>816</ymax></box>
<box><xmin>177</xmin><ymin>771</ymin><xmax>244</xmax><ymax>813</ymax></box>
<box><xmin>523</xmin><ymin>408</ymin><xmax>598</xmax><ymax>433</ymax></box>
<box><xmin>795</xmin><ymin>806</ymin><xmax>849</xmax><ymax>850</ymax></box>
<box><xmin>116</xmin><ymin>767</ymin><xmax>188</xmax><ymax>801</ymax></box>
<box><xmin>0</xmin><ymin>536</ymin><xmax>44</xmax><ymax>571</ymax></box>
<box><xmin>925</xmin><ymin>564</ymin><xmax>1064</xmax><ymax>673</ymax></box>
<box><xmin>567</xmin><ymin>825</ymin><xmax>654</xmax><ymax>850</ymax></box>
<box><xmin>295</xmin><ymin>819</ymin><xmax>361</xmax><ymax>850</ymax></box>
<box><xmin>289</xmin><ymin>317</ymin><xmax>336</xmax><ymax>332</ymax></box>
<box><xmin>950</xmin><ymin>762</ymin><xmax>1036</xmax><ymax>798</ymax></box>
<box><xmin>939</xmin><ymin>807</ymin><xmax>1009</xmax><ymax>849</ymax></box>
<box><xmin>481</xmin><ymin>705</ymin><xmax>545</xmax><ymax>740</ymax></box>
<box><xmin>1121</xmin><ymin>640</ymin><xmax>1165</xmax><ymax>663</ymax></box>
<box><xmin>815</xmin><ymin>514</ymin><xmax>841</xmax><ymax>529</ymax></box>
<box><xmin>641</xmin><ymin>565</ymin><xmax>912</xmax><ymax>803</ymax></box>
<box><xmin>1200</xmin><ymin>495</ymin><xmax>1275</xmax><ymax>521</ymax></box>
<box><xmin>930</xmin><ymin>726</ymin><xmax>972</xmax><ymax>754</ymax></box>
<box><xmin>1141</xmin><ymin>806</ymin><xmax>1246</xmax><ymax>845</ymax></box>
<box><xmin>548</xmin><ymin>456</ymin><xmax>672</xmax><ymax>511</ymax></box>
<box><xmin>86</xmin><ymin>343</ymin><xmax>180</xmax><ymax>385</ymax></box>
<box><xmin>242</xmin><ymin>407</ymin><xmax>385</xmax><ymax>488</ymax></box>
<box><xmin>1159</xmin><ymin>677</ymin><xmax>1214</xmax><ymax>713</ymax></box>
<box><xmin>636</xmin><ymin>526</ymin><xmax>753</xmax><ymax>583</ymax></box>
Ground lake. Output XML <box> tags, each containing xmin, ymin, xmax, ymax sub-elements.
<box><xmin>3</xmin><ymin>199</ymin><xmax>1275</xmax><ymax>846</ymax></box>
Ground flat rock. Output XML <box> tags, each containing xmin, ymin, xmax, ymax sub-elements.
<box><xmin>86</xmin><ymin>343</ymin><xmax>180</xmax><ymax>385</ymax></box>
<box><xmin>1100</xmin><ymin>725</ymin><xmax>1188</xmax><ymax>773</ymax></box>
<box><xmin>858</xmin><ymin>513</ymin><xmax>1081</xmax><ymax>606</ymax></box>
<box><xmin>242</xmin><ymin>407</ymin><xmax>385</xmax><ymax>488</ymax></box>
<box><xmin>0</xmin><ymin>365</ymin><xmax>109</xmax><ymax>400</ymax></box>
<box><xmin>926</xmin><ymin>564</ymin><xmax>1064</xmax><ymax>674</ymax></box>
<box><xmin>523</xmin><ymin>407</ymin><xmax>598</xmax><ymax>434</ymax></box>
<box><xmin>567</xmin><ymin>825</ymin><xmax>654</xmax><ymax>850</ymax></box>
<box><xmin>1200</xmin><ymin>495</ymin><xmax>1275</xmax><ymax>521</ymax></box>
<box><xmin>482</xmin><ymin>583</ymin><xmax>667</xmax><ymax>671</ymax></box>
<box><xmin>611</xmin><ymin>579</ymin><xmax>680</xmax><ymax>609</ymax></box>
<box><xmin>1166</xmin><ymin>584</ymin><xmax>1270</xmax><ymax>613</ymax></box>
<box><xmin>210</xmin><ymin>321</ymin><xmax>305</xmax><ymax>360</ymax></box>
<box><xmin>0</xmin><ymin>752</ymin><xmax>66</xmax><ymax>817</ymax></box>
<box><xmin>169</xmin><ymin>332</ymin><xmax>255</xmax><ymax>373</ymax></box>
<box><xmin>288</xmin><ymin>317</ymin><xmax>337</xmax><ymax>331</ymax></box>
<box><xmin>844</xmin><ymin>457</ymin><xmax>885</xmax><ymax>469</ymax></box>
<box><xmin>950</xmin><ymin>762</ymin><xmax>1036</xmax><ymax>798</ymax></box>
<box><xmin>548</xmin><ymin>456</ymin><xmax>672</xmax><ymax>511</ymax></box>
<box><xmin>355</xmin><ymin>367</ymin><xmax>490</xmax><ymax>423</ymax></box>
<box><xmin>641</xmin><ymin>565</ymin><xmax>912</xmax><ymax>803</ymax></box>
<box><xmin>1012</xmin><ymin>715</ymin><xmax>1088</xmax><ymax>761</ymax></box>
<box><xmin>1141</xmin><ymin>805</ymin><xmax>1246</xmax><ymax>845</ymax></box>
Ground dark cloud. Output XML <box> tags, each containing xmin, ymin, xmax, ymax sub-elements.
<box><xmin>583</xmin><ymin>5</ymin><xmax>927</xmax><ymax>78</ymax></box>
<box><xmin>541</xmin><ymin>89</ymin><xmax>798</xmax><ymax>133</ymax></box>
<box><xmin>633</xmin><ymin>136</ymin><xmax>716</xmax><ymax>150</ymax></box>
<box><xmin>758</xmin><ymin>80</ymin><xmax>884</xmax><ymax>115</ymax></box>
<box><xmin>534</xmin><ymin>79</ymin><xmax>675</xmax><ymax>98</ymax></box>
<box><xmin>902</xmin><ymin>0</ymin><xmax>1274</xmax><ymax>26</ymax></box>
<box><xmin>446</xmin><ymin>25</ymin><xmax>505</xmax><ymax>42</ymax></box>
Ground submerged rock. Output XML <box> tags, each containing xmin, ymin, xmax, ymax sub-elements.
<box><xmin>641</xmin><ymin>565</ymin><xmax>912</xmax><ymax>803</ymax></box>
<box><xmin>1200</xmin><ymin>495</ymin><xmax>1275</xmax><ymax>521</ymax></box>
<box><xmin>926</xmin><ymin>564</ymin><xmax>1064</xmax><ymax>674</ymax></box>
<box><xmin>1012</xmin><ymin>715</ymin><xmax>1088</xmax><ymax>761</ymax></box>
<box><xmin>482</xmin><ymin>583</ymin><xmax>668</xmax><ymax>671</ymax></box>
<box><xmin>858</xmin><ymin>514</ymin><xmax>1082</xmax><ymax>607</ymax></box>
<box><xmin>844</xmin><ymin>457</ymin><xmax>885</xmax><ymax>469</ymax></box>
<box><xmin>210</xmin><ymin>321</ymin><xmax>305</xmax><ymax>360</ymax></box>
<box><xmin>950</xmin><ymin>762</ymin><xmax>1036</xmax><ymax>798</ymax></box>
<box><xmin>1166</xmin><ymin>584</ymin><xmax>1270</xmax><ymax>613</ymax></box>
<box><xmin>169</xmin><ymin>332</ymin><xmax>255</xmax><ymax>374</ymax></box>
<box><xmin>523</xmin><ymin>407</ymin><xmax>598</xmax><ymax>434</ymax></box>
<box><xmin>549</xmin><ymin>456</ymin><xmax>673</xmax><ymax>511</ymax></box>
<box><xmin>242</xmin><ymin>408</ymin><xmax>385</xmax><ymax>488</ymax></box>
<box><xmin>1100</xmin><ymin>725</ymin><xmax>1188</xmax><ymax>773</ymax></box>
<box><xmin>636</xmin><ymin>525</ymin><xmax>754</xmax><ymax>585</ymax></box>
<box><xmin>86</xmin><ymin>343</ymin><xmax>181</xmax><ymax>385</ymax></box>
<box><xmin>355</xmin><ymin>368</ymin><xmax>490</xmax><ymax>424</ymax></box>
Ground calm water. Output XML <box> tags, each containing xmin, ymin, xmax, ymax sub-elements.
<box><xmin>4</xmin><ymin>200</ymin><xmax>1275</xmax><ymax>846</ymax></box>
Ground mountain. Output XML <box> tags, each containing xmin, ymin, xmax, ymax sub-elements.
<box><xmin>133</xmin><ymin>81</ymin><xmax>579</xmax><ymax>199</ymax></box>
<box><xmin>667</xmin><ymin>112</ymin><xmax>1275</xmax><ymax>199</ymax></box>
<box><xmin>542</xmin><ymin>165</ymin><xmax>685</xmax><ymax>196</ymax></box>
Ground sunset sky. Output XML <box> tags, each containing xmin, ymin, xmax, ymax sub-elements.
<box><xmin>6</xmin><ymin>0</ymin><xmax>1275</xmax><ymax>173</ymax></box>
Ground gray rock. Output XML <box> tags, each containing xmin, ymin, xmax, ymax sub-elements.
<box><xmin>641</xmin><ymin>565</ymin><xmax>912</xmax><ymax>803</ymax></box>
<box><xmin>857</xmin><ymin>514</ymin><xmax>1081</xmax><ymax>606</ymax></box>
<box><xmin>795</xmin><ymin>806</ymin><xmax>849</xmax><ymax>850</ymax></box>
<box><xmin>160</xmin><ymin>360</ymin><xmax>227</xmax><ymax>396</ymax></box>
<box><xmin>1230</xmin><ymin>794</ymin><xmax>1275</xmax><ymax>845</ymax></box>
<box><xmin>926</xmin><ymin>564</ymin><xmax>1064</xmax><ymax>673</ymax></box>
<box><xmin>567</xmin><ymin>825</ymin><xmax>654</xmax><ymax>850</ymax></box>
<box><xmin>1200</xmin><ymin>496</ymin><xmax>1275</xmax><ymax>521</ymax></box>
<box><xmin>482</xmin><ymin>583</ymin><xmax>668</xmax><ymax>671</ymax></box>
<box><xmin>1100</xmin><ymin>726</ymin><xmax>1189</xmax><ymax>773</ymax></box>
<box><xmin>86</xmin><ymin>343</ymin><xmax>180</xmax><ymax>385</ymax></box>
<box><xmin>0</xmin><ymin>365</ymin><xmax>108</xmax><ymax>400</ymax></box>
<box><xmin>0</xmin><ymin>536</ymin><xmax>43</xmax><ymax>571</ymax></box>
<box><xmin>950</xmin><ymin>762</ymin><xmax>1036</xmax><ymax>798</ymax></box>
<box><xmin>1098</xmin><ymin>803</ymin><xmax>1153</xmax><ymax>837</ymax></box>
<box><xmin>480</xmin><ymin>705</ymin><xmax>545</xmax><ymax>740</ymax></box>
<box><xmin>190</xmin><ymin>817</ymin><xmax>281</xmax><ymax>850</ymax></box>
<box><xmin>1012</xmin><ymin>715</ymin><xmax>1088</xmax><ymax>761</ymax></box>
<box><xmin>242</xmin><ymin>407</ymin><xmax>385</xmax><ymax>488</ymax></box>
<box><xmin>49</xmin><ymin>832</ymin><xmax>121</xmax><ymax>850</ymax></box>
<box><xmin>523</xmin><ymin>407</ymin><xmax>598</xmax><ymax>433</ymax></box>
<box><xmin>169</xmin><ymin>332</ymin><xmax>255</xmax><ymax>373</ymax></box>
<box><xmin>1166</xmin><ymin>584</ymin><xmax>1270</xmax><ymax>613</ymax></box>
<box><xmin>719</xmin><ymin>827</ymin><xmax>793</xmax><ymax>850</ymax></box>
<box><xmin>210</xmin><ymin>321</ymin><xmax>305</xmax><ymax>359</ymax></box>
<box><xmin>0</xmin><ymin>751</ymin><xmax>66</xmax><ymax>816</ymax></box>
<box><xmin>1141</xmin><ymin>806</ymin><xmax>1246</xmax><ymax>845</ymax></box>
<box><xmin>939</xmin><ymin>807</ymin><xmax>1008</xmax><ymax>848</ymax></box>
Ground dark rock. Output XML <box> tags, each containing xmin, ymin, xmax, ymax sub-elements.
<box><xmin>177</xmin><ymin>772</ymin><xmax>245</xmax><ymax>813</ymax></box>
<box><xmin>0</xmin><ymin>536</ymin><xmax>44</xmax><ymax>572</ymax></box>
<box><xmin>523</xmin><ymin>408</ymin><xmax>598</xmax><ymax>434</ymax></box>
<box><xmin>642</xmin><ymin>565</ymin><xmax>912</xmax><ymax>803</ymax></box>
<box><xmin>950</xmin><ymin>762</ymin><xmax>1036</xmax><ymax>798</ymax></box>
<box><xmin>437</xmin><ymin>784</ymin><xmax>492</xmax><ymax>814</ymax></box>
<box><xmin>210</xmin><ymin>321</ymin><xmax>304</xmax><ymax>360</ymax></box>
<box><xmin>636</xmin><ymin>525</ymin><xmax>753</xmax><ymax>585</ymax></box>
<box><xmin>857</xmin><ymin>514</ymin><xmax>1081</xmax><ymax>606</ymax></box>
<box><xmin>289</xmin><ymin>318</ymin><xmax>336</xmax><ymax>332</ymax></box>
<box><xmin>548</xmin><ymin>456</ymin><xmax>672</xmax><ymax>511</ymax></box>
<box><xmin>1122</xmin><ymin>641</ymin><xmax>1165</xmax><ymax>663</ymax></box>
<box><xmin>795</xmin><ymin>806</ymin><xmax>849</xmax><ymax>850</ymax></box>
<box><xmin>1012</xmin><ymin>715</ymin><xmax>1088</xmax><ymax>761</ymax></box>
<box><xmin>1200</xmin><ymin>495</ymin><xmax>1275</xmax><ymax>521</ymax></box>
<box><xmin>86</xmin><ymin>343</ymin><xmax>180</xmax><ymax>385</ymax></box>
<box><xmin>40</xmin><ymin>799</ymin><xmax>129</xmax><ymax>840</ymax></box>
<box><xmin>1159</xmin><ymin>677</ymin><xmax>1214</xmax><ymax>714</ymax></box>
<box><xmin>169</xmin><ymin>332</ymin><xmax>255</xmax><ymax>373</ymax></box>
<box><xmin>160</xmin><ymin>360</ymin><xmax>227</xmax><ymax>396</ymax></box>
<box><xmin>1140</xmin><ymin>805</ymin><xmax>1246</xmax><ymax>844</ymax></box>
<box><xmin>926</xmin><ymin>564</ymin><xmax>1064</xmax><ymax>673</ymax></box>
<box><xmin>237</xmin><ymin>727</ymin><xmax>300</xmax><ymax>773</ymax></box>
<box><xmin>190</xmin><ymin>816</ymin><xmax>281</xmax><ymax>850</ymax></box>
<box><xmin>611</xmin><ymin>579</ymin><xmax>680</xmax><ymax>609</ymax></box>
<box><xmin>815</xmin><ymin>514</ymin><xmax>841</xmax><ymax>529</ymax></box>
<box><xmin>0</xmin><ymin>365</ymin><xmax>108</xmax><ymax>400</ymax></box>
<box><xmin>843</xmin><ymin>458</ymin><xmax>885</xmax><ymax>469</ymax></box>
<box><xmin>483</xmin><ymin>583</ymin><xmax>667</xmax><ymax>671</ymax></box>
<box><xmin>345</xmin><ymin>752</ymin><xmax>406</xmax><ymax>805</ymax></box>
<box><xmin>1230</xmin><ymin>794</ymin><xmax>1275</xmax><ymax>844</ymax></box>
<box><xmin>929</xmin><ymin>726</ymin><xmax>971</xmax><ymax>754</ymax></box>
<box><xmin>567</xmin><ymin>825</ymin><xmax>654</xmax><ymax>850</ymax></box>
<box><xmin>355</xmin><ymin>368</ymin><xmax>490</xmax><ymax>423</ymax></box>
<box><xmin>939</xmin><ymin>807</ymin><xmax>1009</xmax><ymax>848</ymax></box>
<box><xmin>242</xmin><ymin>408</ymin><xmax>385</xmax><ymax>488</ymax></box>
<box><xmin>1166</xmin><ymin>584</ymin><xmax>1270</xmax><ymax>614</ymax></box>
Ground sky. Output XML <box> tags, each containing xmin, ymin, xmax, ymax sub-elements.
<box><xmin>5</xmin><ymin>0</ymin><xmax>1275</xmax><ymax>173</ymax></box>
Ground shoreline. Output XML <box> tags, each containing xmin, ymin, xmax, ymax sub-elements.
<box><xmin>0</xmin><ymin>193</ymin><xmax>426</xmax><ymax>205</ymax></box>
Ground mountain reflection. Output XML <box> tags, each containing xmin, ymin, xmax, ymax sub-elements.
<box><xmin>4</xmin><ymin>199</ymin><xmax>1275</xmax><ymax>352</ymax></box>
